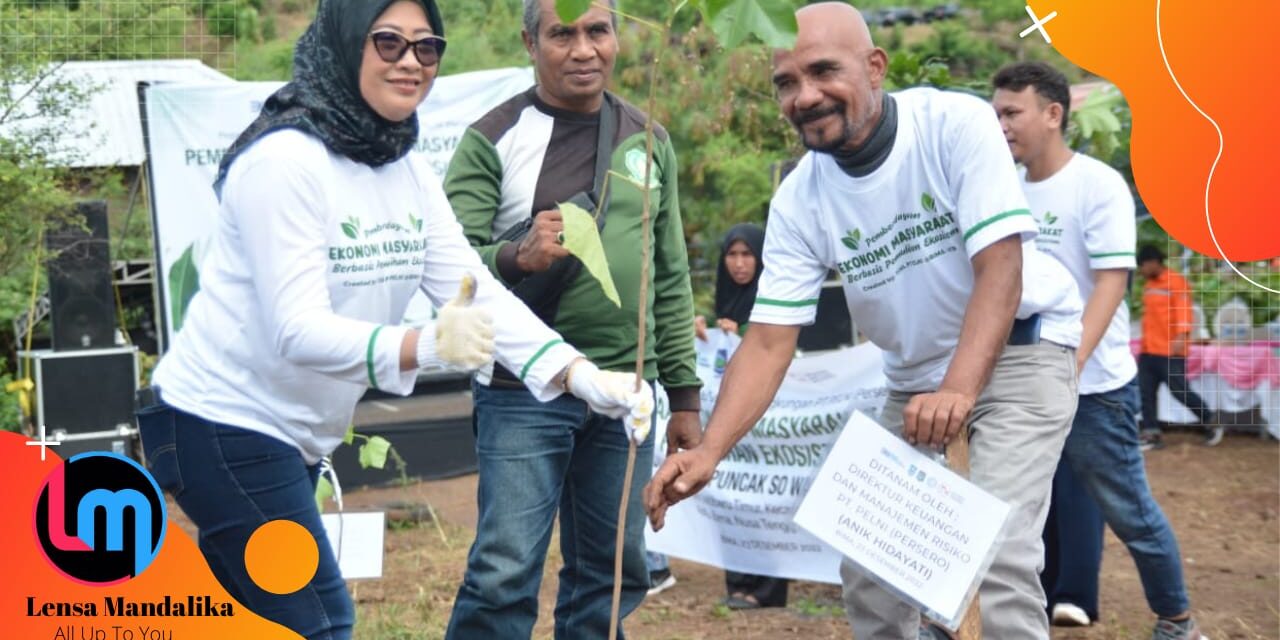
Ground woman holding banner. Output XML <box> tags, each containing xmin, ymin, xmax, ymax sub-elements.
<box><xmin>136</xmin><ymin>1</ymin><xmax>647</xmax><ymax>638</ymax></box>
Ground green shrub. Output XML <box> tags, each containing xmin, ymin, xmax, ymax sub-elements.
<box><xmin>232</xmin><ymin>36</ymin><xmax>294</xmax><ymax>80</ymax></box>
<box><xmin>203</xmin><ymin>0</ymin><xmax>260</xmax><ymax>41</ymax></box>
<box><xmin>236</xmin><ymin>4</ymin><xmax>261</xmax><ymax>42</ymax></box>
<box><xmin>205</xmin><ymin>0</ymin><xmax>239</xmax><ymax>37</ymax></box>
<box><xmin>261</xmin><ymin>12</ymin><xmax>276</xmax><ymax>41</ymax></box>
<box><xmin>0</xmin><ymin>361</ymin><xmax>23</xmax><ymax>433</ymax></box>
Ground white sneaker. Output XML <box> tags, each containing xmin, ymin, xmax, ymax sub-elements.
<box><xmin>1052</xmin><ymin>603</ymin><xmax>1091</xmax><ymax>627</ymax></box>
<box><xmin>646</xmin><ymin>569</ymin><xmax>677</xmax><ymax>596</ymax></box>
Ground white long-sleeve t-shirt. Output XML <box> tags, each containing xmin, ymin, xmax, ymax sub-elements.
<box><xmin>152</xmin><ymin>130</ymin><xmax>579</xmax><ymax>463</ymax></box>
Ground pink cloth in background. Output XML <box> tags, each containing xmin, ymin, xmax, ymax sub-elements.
<box><xmin>1187</xmin><ymin>344</ymin><xmax>1280</xmax><ymax>390</ymax></box>
<box><xmin>1130</xmin><ymin>341</ymin><xmax>1280</xmax><ymax>390</ymax></box>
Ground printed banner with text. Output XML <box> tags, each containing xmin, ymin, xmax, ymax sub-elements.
<box><xmin>646</xmin><ymin>331</ymin><xmax>888</xmax><ymax>583</ymax></box>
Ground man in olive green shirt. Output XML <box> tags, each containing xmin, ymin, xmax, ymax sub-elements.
<box><xmin>444</xmin><ymin>1</ymin><xmax>701</xmax><ymax>637</ymax></box>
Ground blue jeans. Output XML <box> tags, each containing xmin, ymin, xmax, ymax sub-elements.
<box><xmin>1060</xmin><ymin>377</ymin><xmax>1190</xmax><ymax>617</ymax></box>
<box><xmin>646</xmin><ymin>551</ymin><xmax>669</xmax><ymax>573</ymax></box>
<box><xmin>1138</xmin><ymin>354</ymin><xmax>1211</xmax><ymax>429</ymax></box>
<box><xmin>446</xmin><ymin>381</ymin><xmax>654</xmax><ymax>640</ymax></box>
<box><xmin>1040</xmin><ymin>453</ymin><xmax>1104</xmax><ymax>620</ymax></box>
<box><xmin>136</xmin><ymin>400</ymin><xmax>353</xmax><ymax>640</ymax></box>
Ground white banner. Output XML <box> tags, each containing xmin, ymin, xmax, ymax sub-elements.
<box><xmin>141</xmin><ymin>67</ymin><xmax>535</xmax><ymax>350</ymax></box>
<box><xmin>646</xmin><ymin>331</ymin><xmax>888</xmax><ymax>583</ymax></box>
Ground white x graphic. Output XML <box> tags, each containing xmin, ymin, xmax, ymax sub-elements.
<box><xmin>1020</xmin><ymin>5</ymin><xmax>1059</xmax><ymax>43</ymax></box>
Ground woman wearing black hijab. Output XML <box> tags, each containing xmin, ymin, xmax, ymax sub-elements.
<box><xmin>701</xmin><ymin>224</ymin><xmax>792</xmax><ymax>609</ymax></box>
<box><xmin>695</xmin><ymin>223</ymin><xmax>766</xmax><ymax>340</ymax></box>
<box><xmin>714</xmin><ymin>224</ymin><xmax>766</xmax><ymax>332</ymax></box>
<box><xmin>138</xmin><ymin>1</ymin><xmax>645</xmax><ymax>637</ymax></box>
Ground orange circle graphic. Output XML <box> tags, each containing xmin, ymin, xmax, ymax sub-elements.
<box><xmin>244</xmin><ymin>519</ymin><xmax>319</xmax><ymax>595</ymax></box>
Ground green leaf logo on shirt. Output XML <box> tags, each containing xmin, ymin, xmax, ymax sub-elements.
<box><xmin>624</xmin><ymin>148</ymin><xmax>660</xmax><ymax>189</ymax></box>
<box><xmin>842</xmin><ymin>228</ymin><xmax>862</xmax><ymax>251</ymax></box>
<box><xmin>341</xmin><ymin>216</ymin><xmax>361</xmax><ymax>240</ymax></box>
<box><xmin>921</xmin><ymin>192</ymin><xmax>937</xmax><ymax>214</ymax></box>
<box><xmin>408</xmin><ymin>212</ymin><xmax>422</xmax><ymax>233</ymax></box>
<box><xmin>1044</xmin><ymin>211</ymin><xmax>1059</xmax><ymax>225</ymax></box>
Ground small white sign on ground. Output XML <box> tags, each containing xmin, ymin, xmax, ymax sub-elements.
<box><xmin>794</xmin><ymin>412</ymin><xmax>1009</xmax><ymax>630</ymax></box>
<box><xmin>321</xmin><ymin>512</ymin><xmax>386</xmax><ymax>580</ymax></box>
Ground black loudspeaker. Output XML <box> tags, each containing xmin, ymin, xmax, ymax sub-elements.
<box><xmin>18</xmin><ymin>347</ymin><xmax>140</xmax><ymax>460</ymax></box>
<box><xmin>797</xmin><ymin>279</ymin><xmax>855</xmax><ymax>352</ymax></box>
<box><xmin>47</xmin><ymin>200</ymin><xmax>116</xmax><ymax>351</ymax></box>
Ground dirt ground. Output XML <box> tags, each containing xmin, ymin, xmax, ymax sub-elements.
<box><xmin>319</xmin><ymin>431</ymin><xmax>1279</xmax><ymax>640</ymax></box>
<box><xmin>173</xmin><ymin>431</ymin><xmax>1279</xmax><ymax>639</ymax></box>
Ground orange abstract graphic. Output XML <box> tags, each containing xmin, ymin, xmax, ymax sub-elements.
<box><xmin>0</xmin><ymin>431</ymin><xmax>304</xmax><ymax>638</ymax></box>
<box><xmin>1045</xmin><ymin>0</ymin><xmax>1280</xmax><ymax>261</ymax></box>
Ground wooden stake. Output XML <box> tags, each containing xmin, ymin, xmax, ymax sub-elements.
<box><xmin>607</xmin><ymin>439</ymin><xmax>639</xmax><ymax>640</ymax></box>
<box><xmin>945</xmin><ymin>428</ymin><xmax>982</xmax><ymax>640</ymax></box>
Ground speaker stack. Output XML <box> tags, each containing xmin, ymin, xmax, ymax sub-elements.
<box><xmin>19</xmin><ymin>201</ymin><xmax>140</xmax><ymax>459</ymax></box>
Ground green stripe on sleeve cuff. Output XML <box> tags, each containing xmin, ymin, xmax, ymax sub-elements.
<box><xmin>366</xmin><ymin>326</ymin><xmax>384</xmax><ymax>389</ymax></box>
<box><xmin>520</xmin><ymin>339</ymin><xmax>565</xmax><ymax>380</ymax></box>
<box><xmin>755</xmin><ymin>297</ymin><xmax>820</xmax><ymax>308</ymax></box>
<box><xmin>1089</xmin><ymin>251</ymin><xmax>1136</xmax><ymax>258</ymax></box>
<box><xmin>962</xmin><ymin>208</ymin><xmax>1032</xmax><ymax>241</ymax></box>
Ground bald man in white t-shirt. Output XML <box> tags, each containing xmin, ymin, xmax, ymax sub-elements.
<box><xmin>645</xmin><ymin>4</ymin><xmax>1084</xmax><ymax>638</ymax></box>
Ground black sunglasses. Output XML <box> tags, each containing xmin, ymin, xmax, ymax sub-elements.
<box><xmin>368</xmin><ymin>31</ymin><xmax>446</xmax><ymax>67</ymax></box>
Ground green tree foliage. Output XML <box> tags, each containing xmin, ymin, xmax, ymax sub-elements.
<box><xmin>1184</xmin><ymin>262</ymin><xmax>1280</xmax><ymax>329</ymax></box>
<box><xmin>1</xmin><ymin>2</ymin><xmax>176</xmax><ymax>405</ymax></box>
<box><xmin>612</xmin><ymin>23</ymin><xmax>797</xmax><ymax>256</ymax></box>
<box><xmin>1</xmin><ymin>0</ymin><xmax>191</xmax><ymax>60</ymax></box>
<box><xmin>1</xmin><ymin>31</ymin><xmax>97</xmax><ymax>428</ymax></box>
<box><xmin>436</xmin><ymin>0</ymin><xmax>529</xmax><ymax>73</ymax></box>
<box><xmin>8</xmin><ymin>0</ymin><xmax>1249</xmax><ymax>334</ymax></box>
<box><xmin>0</xmin><ymin>59</ymin><xmax>90</xmax><ymax>325</ymax></box>
<box><xmin>204</xmin><ymin>0</ymin><xmax>262</xmax><ymax>41</ymax></box>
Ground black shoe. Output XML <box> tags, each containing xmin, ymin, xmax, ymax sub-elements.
<box><xmin>1140</xmin><ymin>431</ymin><xmax>1166</xmax><ymax>452</ymax></box>
<box><xmin>722</xmin><ymin>594</ymin><xmax>761</xmax><ymax>610</ymax></box>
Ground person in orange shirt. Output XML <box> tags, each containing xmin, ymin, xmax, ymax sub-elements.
<box><xmin>1137</xmin><ymin>245</ymin><xmax>1218</xmax><ymax>449</ymax></box>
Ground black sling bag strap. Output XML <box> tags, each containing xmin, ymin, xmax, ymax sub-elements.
<box><xmin>491</xmin><ymin>93</ymin><xmax>618</xmax><ymax>385</ymax></box>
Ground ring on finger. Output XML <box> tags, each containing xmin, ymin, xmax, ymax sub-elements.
<box><xmin>556</xmin><ymin>231</ymin><xmax>565</xmax><ymax>245</ymax></box>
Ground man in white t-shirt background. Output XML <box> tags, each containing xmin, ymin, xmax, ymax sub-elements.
<box><xmin>645</xmin><ymin>4</ymin><xmax>1084</xmax><ymax>638</ymax></box>
<box><xmin>993</xmin><ymin>61</ymin><xmax>1203</xmax><ymax>640</ymax></box>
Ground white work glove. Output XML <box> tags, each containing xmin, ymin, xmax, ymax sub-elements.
<box><xmin>625</xmin><ymin>390</ymin><xmax>655</xmax><ymax>445</ymax></box>
<box><xmin>566</xmin><ymin>360</ymin><xmax>652</xmax><ymax>443</ymax></box>
<box><xmin>419</xmin><ymin>274</ymin><xmax>494</xmax><ymax>370</ymax></box>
